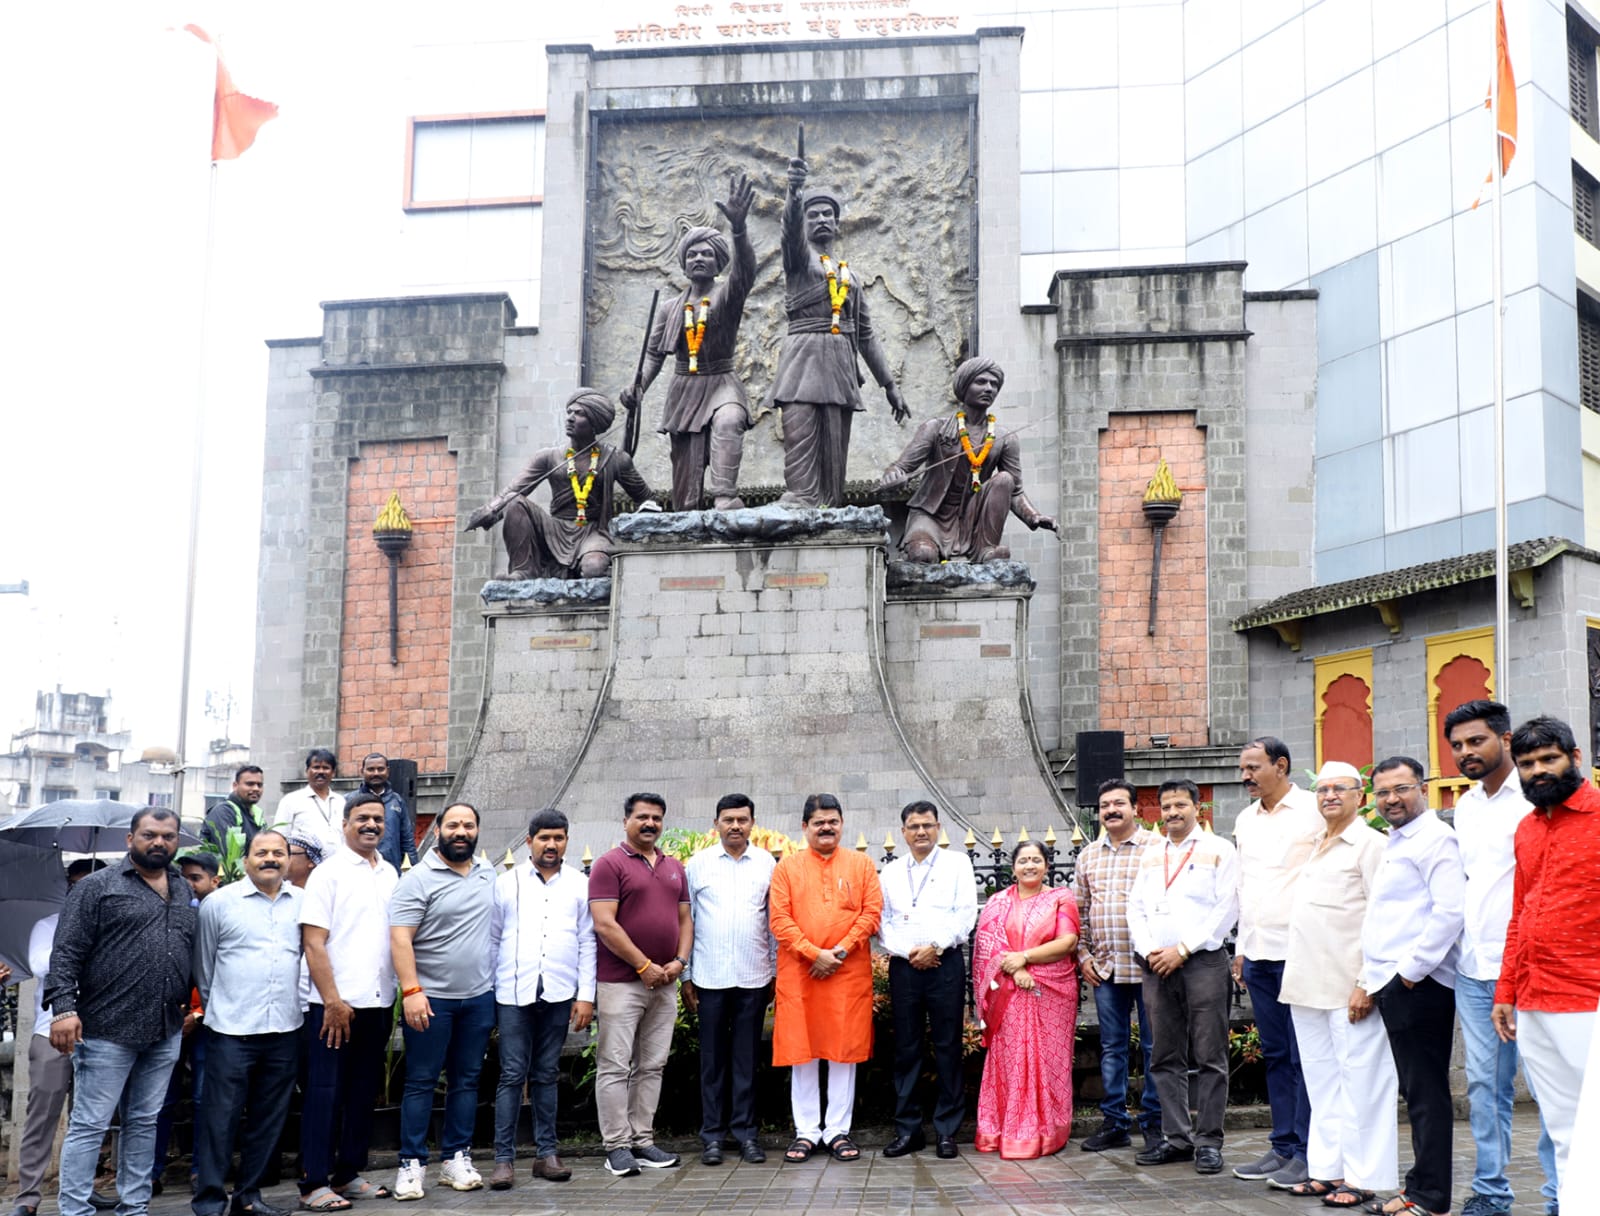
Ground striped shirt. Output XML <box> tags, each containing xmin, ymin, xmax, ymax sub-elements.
<box><xmin>1074</xmin><ymin>828</ymin><xmax>1159</xmax><ymax>983</ymax></box>
<box><xmin>685</xmin><ymin>842</ymin><xmax>777</xmax><ymax>989</ymax></box>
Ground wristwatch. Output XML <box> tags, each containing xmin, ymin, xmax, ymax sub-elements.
<box><xmin>834</xmin><ymin>947</ymin><xmax>849</xmax><ymax>960</ymax></box>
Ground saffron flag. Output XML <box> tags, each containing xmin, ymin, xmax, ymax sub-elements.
<box><xmin>1472</xmin><ymin>0</ymin><xmax>1517</xmax><ymax>209</ymax></box>
<box><xmin>183</xmin><ymin>25</ymin><xmax>278</xmax><ymax>161</ymax></box>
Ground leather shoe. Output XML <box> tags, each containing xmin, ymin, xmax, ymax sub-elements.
<box><xmin>1194</xmin><ymin>1147</ymin><xmax>1224</xmax><ymax>1175</ymax></box>
<box><xmin>489</xmin><ymin>1162</ymin><xmax>515</xmax><ymax>1190</ymax></box>
<box><xmin>936</xmin><ymin>1136</ymin><xmax>959</xmax><ymax>1159</ymax></box>
<box><xmin>1134</xmin><ymin>1140</ymin><xmax>1196</xmax><ymax>1166</ymax></box>
<box><xmin>701</xmin><ymin>1144</ymin><xmax>724</xmax><ymax>1166</ymax></box>
<box><xmin>530</xmin><ymin>1156</ymin><xmax>571</xmax><ymax>1182</ymax></box>
<box><xmin>89</xmin><ymin>1194</ymin><xmax>116</xmax><ymax>1211</ymax></box>
<box><xmin>739</xmin><ymin>1140</ymin><xmax>766</xmax><ymax>1164</ymax></box>
<box><xmin>881</xmin><ymin>1131</ymin><xmax>927</xmax><ymax>1158</ymax></box>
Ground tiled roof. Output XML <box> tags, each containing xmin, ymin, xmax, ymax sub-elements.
<box><xmin>1232</xmin><ymin>537</ymin><xmax>1596</xmax><ymax>631</ymax></box>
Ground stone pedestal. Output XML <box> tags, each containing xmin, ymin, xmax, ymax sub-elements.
<box><xmin>454</xmin><ymin>513</ymin><xmax>1072</xmax><ymax>856</ymax></box>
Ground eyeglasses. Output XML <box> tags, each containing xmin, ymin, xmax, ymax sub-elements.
<box><xmin>1373</xmin><ymin>783</ymin><xmax>1422</xmax><ymax>800</ymax></box>
<box><xmin>1313</xmin><ymin>784</ymin><xmax>1361</xmax><ymax>797</ymax></box>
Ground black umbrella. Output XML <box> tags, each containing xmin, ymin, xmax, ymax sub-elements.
<box><xmin>0</xmin><ymin>836</ymin><xmax>68</xmax><ymax>980</ymax></box>
<box><xmin>0</xmin><ymin>798</ymin><xmax>202</xmax><ymax>853</ymax></box>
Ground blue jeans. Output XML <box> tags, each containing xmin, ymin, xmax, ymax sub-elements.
<box><xmin>400</xmin><ymin>991</ymin><xmax>496</xmax><ymax>1163</ymax></box>
<box><xmin>494</xmin><ymin>998</ymin><xmax>573</xmax><ymax>1160</ymax></box>
<box><xmin>1093</xmin><ymin>981</ymin><xmax>1161</xmax><ymax>1132</ymax></box>
<box><xmin>1242</xmin><ymin>957</ymin><xmax>1310</xmax><ymax>1161</ymax></box>
<box><xmin>1457</xmin><ymin>976</ymin><xmax>1559</xmax><ymax>1205</ymax></box>
<box><xmin>59</xmin><ymin>1034</ymin><xmax>182</xmax><ymax>1216</ymax></box>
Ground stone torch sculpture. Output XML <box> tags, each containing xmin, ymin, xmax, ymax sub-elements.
<box><xmin>373</xmin><ymin>491</ymin><xmax>413</xmax><ymax>665</ymax></box>
<box><xmin>1141</xmin><ymin>458</ymin><xmax>1182</xmax><ymax>636</ymax></box>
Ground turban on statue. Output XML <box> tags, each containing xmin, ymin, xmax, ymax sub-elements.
<box><xmin>566</xmin><ymin>388</ymin><xmax>616</xmax><ymax>434</ymax></box>
<box><xmin>952</xmin><ymin>357</ymin><xmax>1006</xmax><ymax>403</ymax></box>
<box><xmin>678</xmin><ymin>226</ymin><xmax>731</xmax><ymax>274</ymax></box>
<box><xmin>801</xmin><ymin>187</ymin><xmax>844</xmax><ymax>219</ymax></box>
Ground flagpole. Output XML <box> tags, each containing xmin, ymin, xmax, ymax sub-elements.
<box><xmin>175</xmin><ymin>160</ymin><xmax>218</xmax><ymax>823</ymax></box>
<box><xmin>1491</xmin><ymin>1</ymin><xmax>1509</xmax><ymax>705</ymax></box>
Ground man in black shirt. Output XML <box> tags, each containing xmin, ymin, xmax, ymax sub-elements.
<box><xmin>200</xmin><ymin>765</ymin><xmax>269</xmax><ymax>857</ymax></box>
<box><xmin>45</xmin><ymin>808</ymin><xmax>199</xmax><ymax>1216</ymax></box>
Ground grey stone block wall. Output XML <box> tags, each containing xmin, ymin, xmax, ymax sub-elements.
<box><xmin>453</xmin><ymin>537</ymin><xmax>1071</xmax><ymax>860</ymax></box>
<box><xmin>254</xmin><ymin>338</ymin><xmax>322</xmax><ymax>790</ymax></box>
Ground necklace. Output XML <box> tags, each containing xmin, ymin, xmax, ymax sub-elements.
<box><xmin>957</xmin><ymin>411</ymin><xmax>997</xmax><ymax>491</ymax></box>
<box><xmin>566</xmin><ymin>446</ymin><xmax>600</xmax><ymax>526</ymax></box>
<box><xmin>683</xmin><ymin>297</ymin><xmax>709</xmax><ymax>373</ymax></box>
<box><xmin>820</xmin><ymin>255</ymin><xmax>850</xmax><ymax>334</ymax></box>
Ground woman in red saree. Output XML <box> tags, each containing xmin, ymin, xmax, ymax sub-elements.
<box><xmin>972</xmin><ymin>840</ymin><xmax>1081</xmax><ymax>1158</ymax></box>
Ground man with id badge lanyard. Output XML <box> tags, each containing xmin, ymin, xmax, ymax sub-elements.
<box><xmin>878</xmin><ymin>800</ymin><xmax>977</xmax><ymax>1159</ymax></box>
<box><xmin>1127</xmin><ymin>780</ymin><xmax>1238</xmax><ymax>1175</ymax></box>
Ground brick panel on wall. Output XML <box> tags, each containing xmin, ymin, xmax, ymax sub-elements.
<box><xmin>337</xmin><ymin>439</ymin><xmax>456</xmax><ymax>771</ymax></box>
<box><xmin>1097</xmin><ymin>414</ymin><xmax>1209</xmax><ymax>747</ymax></box>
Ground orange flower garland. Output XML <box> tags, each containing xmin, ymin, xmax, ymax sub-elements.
<box><xmin>566</xmin><ymin>446</ymin><xmax>600</xmax><ymax>525</ymax></box>
<box><xmin>683</xmin><ymin>297</ymin><xmax>709</xmax><ymax>373</ymax></box>
<box><xmin>957</xmin><ymin>411</ymin><xmax>996</xmax><ymax>492</ymax></box>
<box><xmin>820</xmin><ymin>255</ymin><xmax>850</xmax><ymax>333</ymax></box>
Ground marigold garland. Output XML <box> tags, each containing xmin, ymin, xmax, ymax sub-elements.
<box><xmin>820</xmin><ymin>255</ymin><xmax>850</xmax><ymax>334</ymax></box>
<box><xmin>957</xmin><ymin>411</ymin><xmax>996</xmax><ymax>492</ymax></box>
<box><xmin>683</xmin><ymin>297</ymin><xmax>709</xmax><ymax>373</ymax></box>
<box><xmin>566</xmin><ymin>445</ymin><xmax>600</xmax><ymax>525</ymax></box>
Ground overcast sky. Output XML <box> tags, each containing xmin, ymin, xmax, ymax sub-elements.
<box><xmin>1</xmin><ymin>0</ymin><xmax>1016</xmax><ymax>757</ymax></box>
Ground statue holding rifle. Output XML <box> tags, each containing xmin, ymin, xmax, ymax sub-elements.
<box><xmin>620</xmin><ymin>174</ymin><xmax>757</xmax><ymax>512</ymax></box>
<box><xmin>771</xmin><ymin>127</ymin><xmax>907</xmax><ymax>508</ymax></box>
<box><xmin>464</xmin><ymin>389</ymin><xmax>658</xmax><ymax>580</ymax></box>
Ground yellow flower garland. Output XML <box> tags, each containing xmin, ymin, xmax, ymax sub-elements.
<box><xmin>566</xmin><ymin>446</ymin><xmax>600</xmax><ymax>525</ymax></box>
<box><xmin>820</xmin><ymin>255</ymin><xmax>850</xmax><ymax>334</ymax></box>
<box><xmin>683</xmin><ymin>297</ymin><xmax>709</xmax><ymax>374</ymax></box>
<box><xmin>957</xmin><ymin>411</ymin><xmax>996</xmax><ymax>492</ymax></box>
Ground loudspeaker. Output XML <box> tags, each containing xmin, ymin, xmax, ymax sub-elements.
<box><xmin>1075</xmin><ymin>731</ymin><xmax>1125</xmax><ymax>807</ymax></box>
<box><xmin>386</xmin><ymin>758</ymin><xmax>419</xmax><ymax>810</ymax></box>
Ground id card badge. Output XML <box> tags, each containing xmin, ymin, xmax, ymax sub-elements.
<box><xmin>1153</xmin><ymin>899</ymin><xmax>1170</xmax><ymax>917</ymax></box>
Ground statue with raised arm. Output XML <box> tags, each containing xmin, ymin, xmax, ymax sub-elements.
<box><xmin>620</xmin><ymin>174</ymin><xmax>756</xmax><ymax>512</ymax></box>
<box><xmin>464</xmin><ymin>389</ymin><xmax>657</xmax><ymax>579</ymax></box>
<box><xmin>877</xmin><ymin>358</ymin><xmax>1056</xmax><ymax>564</ymax></box>
<box><xmin>771</xmin><ymin>132</ymin><xmax>907</xmax><ymax>508</ymax></box>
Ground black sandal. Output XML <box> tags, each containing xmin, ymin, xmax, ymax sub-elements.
<box><xmin>826</xmin><ymin>1134</ymin><xmax>861</xmax><ymax>1162</ymax></box>
<box><xmin>1323</xmin><ymin>1187</ymin><xmax>1376</xmax><ymax>1209</ymax></box>
<box><xmin>784</xmin><ymin>1138</ymin><xmax>816</xmax><ymax>1163</ymax></box>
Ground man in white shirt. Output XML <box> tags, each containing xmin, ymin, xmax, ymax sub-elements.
<box><xmin>1230</xmin><ymin>736</ymin><xmax>1321</xmax><ymax>1187</ymax></box>
<box><xmin>1445</xmin><ymin>700</ymin><xmax>1558</xmax><ymax>1216</ymax></box>
<box><xmin>192</xmin><ymin>833</ymin><xmax>303</xmax><ymax>1216</ymax></box>
<box><xmin>682</xmin><ymin>794</ymin><xmax>778</xmax><ymax>1166</ymax></box>
<box><xmin>1128</xmin><ymin>780</ymin><xmax>1237</xmax><ymax>1177</ymax></box>
<box><xmin>877</xmin><ymin>800</ymin><xmax>977</xmax><ymax>1160</ymax></box>
<box><xmin>488</xmin><ymin>808</ymin><xmax>595</xmax><ymax>1186</ymax></box>
<box><xmin>1361</xmin><ymin>757</ymin><xmax>1466</xmax><ymax>1216</ymax></box>
<box><xmin>297</xmin><ymin>791</ymin><xmax>399</xmax><ymax>1209</ymax></box>
<box><xmin>271</xmin><ymin>748</ymin><xmax>345</xmax><ymax>867</ymax></box>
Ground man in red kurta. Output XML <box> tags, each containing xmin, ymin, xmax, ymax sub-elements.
<box><xmin>769</xmin><ymin>794</ymin><xmax>882</xmax><ymax>1162</ymax></box>
<box><xmin>1492</xmin><ymin>715</ymin><xmax>1600</xmax><ymax>1204</ymax></box>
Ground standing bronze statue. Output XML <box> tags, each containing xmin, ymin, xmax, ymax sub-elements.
<box><xmin>464</xmin><ymin>389</ymin><xmax>658</xmax><ymax>579</ymax></box>
<box><xmin>621</xmin><ymin>175</ymin><xmax>757</xmax><ymax>512</ymax></box>
<box><xmin>771</xmin><ymin>138</ymin><xmax>907</xmax><ymax>508</ymax></box>
<box><xmin>877</xmin><ymin>358</ymin><xmax>1056</xmax><ymax>563</ymax></box>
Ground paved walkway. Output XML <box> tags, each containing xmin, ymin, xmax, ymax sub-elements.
<box><xmin>135</xmin><ymin>1109</ymin><xmax>1556</xmax><ymax>1216</ymax></box>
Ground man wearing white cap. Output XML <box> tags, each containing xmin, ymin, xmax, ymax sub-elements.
<box><xmin>1278</xmin><ymin>761</ymin><xmax>1395</xmax><ymax>1208</ymax></box>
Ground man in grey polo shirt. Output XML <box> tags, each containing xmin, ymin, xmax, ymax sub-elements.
<box><xmin>389</xmin><ymin>804</ymin><xmax>496</xmax><ymax>1201</ymax></box>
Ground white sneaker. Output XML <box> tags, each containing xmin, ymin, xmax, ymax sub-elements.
<box><xmin>393</xmin><ymin>1158</ymin><xmax>425</xmax><ymax>1201</ymax></box>
<box><xmin>439</xmin><ymin>1150</ymin><xmax>483</xmax><ymax>1192</ymax></box>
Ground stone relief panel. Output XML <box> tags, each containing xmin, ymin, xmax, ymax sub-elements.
<box><xmin>588</xmin><ymin>106</ymin><xmax>975</xmax><ymax>493</ymax></box>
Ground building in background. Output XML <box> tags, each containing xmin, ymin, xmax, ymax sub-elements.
<box><xmin>0</xmin><ymin>688</ymin><xmax>130</xmax><ymax>811</ymax></box>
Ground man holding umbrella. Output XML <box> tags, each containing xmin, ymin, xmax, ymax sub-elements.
<box><xmin>44</xmin><ymin>808</ymin><xmax>200</xmax><ymax>1216</ymax></box>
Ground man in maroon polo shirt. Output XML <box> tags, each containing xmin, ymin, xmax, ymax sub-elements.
<box><xmin>588</xmin><ymin>793</ymin><xmax>693</xmax><ymax>1178</ymax></box>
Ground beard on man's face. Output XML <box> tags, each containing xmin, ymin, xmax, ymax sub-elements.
<box><xmin>1524</xmin><ymin>763</ymin><xmax>1582</xmax><ymax>808</ymax></box>
<box><xmin>439</xmin><ymin>835</ymin><xmax>477</xmax><ymax>862</ymax></box>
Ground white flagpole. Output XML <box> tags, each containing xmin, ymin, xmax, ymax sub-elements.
<box><xmin>175</xmin><ymin>159</ymin><xmax>218</xmax><ymax>822</ymax></box>
<box><xmin>1491</xmin><ymin>2</ymin><xmax>1509</xmax><ymax>704</ymax></box>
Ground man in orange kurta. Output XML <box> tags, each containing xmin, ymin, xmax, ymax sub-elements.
<box><xmin>769</xmin><ymin>795</ymin><xmax>883</xmax><ymax>1161</ymax></box>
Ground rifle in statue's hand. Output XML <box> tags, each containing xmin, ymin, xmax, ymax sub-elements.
<box><xmin>622</xmin><ymin>288</ymin><xmax>660</xmax><ymax>458</ymax></box>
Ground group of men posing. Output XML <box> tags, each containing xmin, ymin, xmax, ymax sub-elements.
<box><xmin>15</xmin><ymin>702</ymin><xmax>1598</xmax><ymax>1216</ymax></box>
<box><xmin>1072</xmin><ymin>705</ymin><xmax>1595</xmax><ymax>1216</ymax></box>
